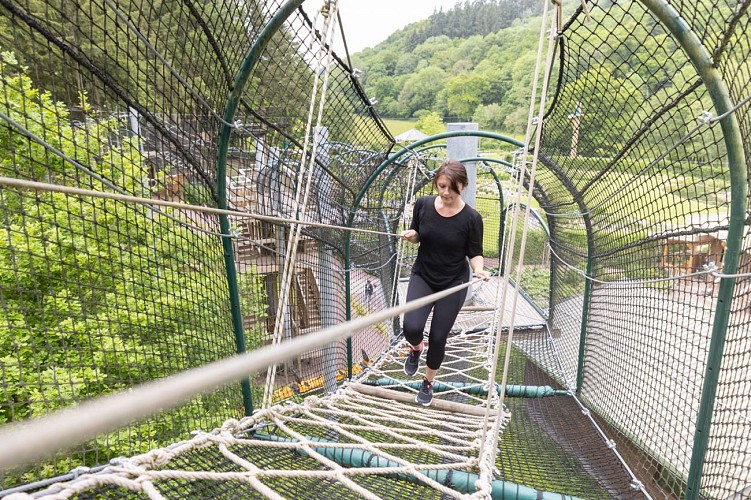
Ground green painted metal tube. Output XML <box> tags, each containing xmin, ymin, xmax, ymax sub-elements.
<box><xmin>361</xmin><ymin>378</ymin><xmax>567</xmax><ymax>398</ymax></box>
<box><xmin>253</xmin><ymin>433</ymin><xmax>581</xmax><ymax>499</ymax></box>
<box><xmin>412</xmin><ymin>143</ymin><xmax>448</xmax><ymax>156</ymax></box>
<box><xmin>344</xmin><ymin>246</ymin><xmax>353</xmax><ymax>379</ymax></box>
<box><xmin>215</xmin><ymin>0</ymin><xmax>306</xmax><ymax>416</ymax></box>
<box><xmin>638</xmin><ymin>3</ymin><xmax>749</xmax><ymax>498</ymax></box>
<box><xmin>574</xmin><ymin>254</ymin><xmax>593</xmax><ymax>394</ymax></box>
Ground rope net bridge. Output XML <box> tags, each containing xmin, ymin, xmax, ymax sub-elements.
<box><xmin>0</xmin><ymin>0</ymin><xmax>749</xmax><ymax>499</ymax></box>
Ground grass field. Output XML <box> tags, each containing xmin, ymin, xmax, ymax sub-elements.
<box><xmin>380</xmin><ymin>118</ymin><xmax>415</xmax><ymax>136</ymax></box>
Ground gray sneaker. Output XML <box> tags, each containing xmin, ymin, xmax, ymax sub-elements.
<box><xmin>415</xmin><ymin>378</ymin><xmax>433</xmax><ymax>406</ymax></box>
<box><xmin>403</xmin><ymin>346</ymin><xmax>421</xmax><ymax>376</ymax></box>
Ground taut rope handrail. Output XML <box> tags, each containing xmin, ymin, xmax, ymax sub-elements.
<box><xmin>262</xmin><ymin>0</ymin><xmax>341</xmax><ymax>409</ymax></box>
<box><xmin>0</xmin><ymin>176</ymin><xmax>399</xmax><ymax>238</ymax></box>
<box><xmin>0</xmin><ymin>277</ymin><xmax>480</xmax><ymax>472</ymax></box>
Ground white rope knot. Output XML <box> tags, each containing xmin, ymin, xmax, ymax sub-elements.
<box><xmin>630</xmin><ymin>479</ymin><xmax>644</xmax><ymax>491</ymax></box>
<box><xmin>304</xmin><ymin>395</ymin><xmax>321</xmax><ymax>406</ymax></box>
<box><xmin>320</xmin><ymin>0</ymin><xmax>333</xmax><ymax>17</ymax></box>
<box><xmin>474</xmin><ymin>477</ymin><xmax>491</xmax><ymax>497</ymax></box>
<box><xmin>220</xmin><ymin>418</ymin><xmax>241</xmax><ymax>433</ymax></box>
<box><xmin>70</xmin><ymin>465</ymin><xmax>91</xmax><ymax>479</ymax></box>
<box><xmin>109</xmin><ymin>456</ymin><xmax>131</xmax><ymax>467</ymax></box>
<box><xmin>702</xmin><ymin>261</ymin><xmax>719</xmax><ymax>274</ymax></box>
<box><xmin>146</xmin><ymin>448</ymin><xmax>175</xmax><ymax>468</ymax></box>
<box><xmin>696</xmin><ymin>110</ymin><xmax>713</xmax><ymax>124</ymax></box>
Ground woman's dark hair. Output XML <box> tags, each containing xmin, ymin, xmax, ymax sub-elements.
<box><xmin>433</xmin><ymin>159</ymin><xmax>468</xmax><ymax>194</ymax></box>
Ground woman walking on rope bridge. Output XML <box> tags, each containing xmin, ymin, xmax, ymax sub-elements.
<box><xmin>400</xmin><ymin>159</ymin><xmax>490</xmax><ymax>406</ymax></box>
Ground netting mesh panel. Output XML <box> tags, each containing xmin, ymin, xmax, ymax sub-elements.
<box><xmin>0</xmin><ymin>0</ymin><xmax>244</xmax><ymax>484</ymax></box>
<box><xmin>496</xmin><ymin>336</ymin><xmax>636</xmax><ymax>498</ymax></box>
<box><xmin>0</xmin><ymin>0</ymin><xmax>398</xmax><ymax>488</ymax></box>
<box><xmin>537</xmin><ymin>0</ymin><xmax>751</xmax><ymax>497</ymax></box>
<box><xmin>2</xmin><ymin>0</ymin><xmax>751</xmax><ymax>498</ymax></box>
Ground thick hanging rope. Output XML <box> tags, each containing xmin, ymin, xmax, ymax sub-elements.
<box><xmin>388</xmin><ymin>158</ymin><xmax>420</xmax><ymax>309</ymax></box>
<box><xmin>262</xmin><ymin>0</ymin><xmax>341</xmax><ymax>409</ymax></box>
<box><xmin>475</xmin><ymin>0</ymin><xmax>560</xmax><ymax>487</ymax></box>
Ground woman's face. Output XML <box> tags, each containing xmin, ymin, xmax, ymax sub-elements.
<box><xmin>436</xmin><ymin>174</ymin><xmax>462</xmax><ymax>203</ymax></box>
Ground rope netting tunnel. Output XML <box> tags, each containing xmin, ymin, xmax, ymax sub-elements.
<box><xmin>0</xmin><ymin>0</ymin><xmax>749</xmax><ymax>499</ymax></box>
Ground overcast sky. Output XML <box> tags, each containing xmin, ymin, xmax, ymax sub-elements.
<box><xmin>308</xmin><ymin>0</ymin><xmax>462</xmax><ymax>54</ymax></box>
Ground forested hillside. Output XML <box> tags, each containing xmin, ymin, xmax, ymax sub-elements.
<box><xmin>350</xmin><ymin>0</ymin><xmax>705</xmax><ymax>140</ymax></box>
<box><xmin>351</xmin><ymin>0</ymin><xmax>550</xmax><ymax>134</ymax></box>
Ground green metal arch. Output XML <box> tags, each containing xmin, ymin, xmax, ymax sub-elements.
<box><xmin>215</xmin><ymin>0</ymin><xmax>306</xmax><ymax>416</ymax></box>
<box><xmin>352</xmin><ymin>131</ymin><xmax>524</xmax><ymax>217</ymax></box>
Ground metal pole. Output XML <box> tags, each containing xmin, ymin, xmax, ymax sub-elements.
<box><xmin>215</xmin><ymin>0</ymin><xmax>306</xmax><ymax>415</ymax></box>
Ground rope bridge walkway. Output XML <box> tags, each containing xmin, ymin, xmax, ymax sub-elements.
<box><xmin>3</xmin><ymin>304</ymin><xmax>580</xmax><ymax>500</ymax></box>
<box><xmin>1</xmin><ymin>0</ymin><xmax>751</xmax><ymax>498</ymax></box>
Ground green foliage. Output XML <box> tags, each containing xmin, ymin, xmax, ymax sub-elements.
<box><xmin>401</xmin><ymin>0</ymin><xmax>544</xmax><ymax>50</ymax></box>
<box><xmin>518</xmin><ymin>267</ymin><xmax>550</xmax><ymax>307</ymax></box>
<box><xmin>0</xmin><ymin>1</ymin><xmax>311</xmax><ymax>118</ymax></box>
<box><xmin>353</xmin><ymin>4</ymin><xmax>544</xmax><ymax>134</ymax></box>
<box><xmin>0</xmin><ymin>52</ymin><xmax>236</xmax><ymax>477</ymax></box>
<box><xmin>415</xmin><ymin>112</ymin><xmax>446</xmax><ymax>136</ymax></box>
<box><xmin>473</xmin><ymin>103</ymin><xmax>504</xmax><ymax>130</ymax></box>
<box><xmin>238</xmin><ymin>270</ymin><xmax>269</xmax><ymax>351</ymax></box>
<box><xmin>380</xmin><ymin>118</ymin><xmax>416</xmax><ymax>136</ymax></box>
<box><xmin>182</xmin><ymin>180</ymin><xmax>214</xmax><ymax>206</ymax></box>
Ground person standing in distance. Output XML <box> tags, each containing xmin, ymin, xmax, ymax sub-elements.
<box><xmin>364</xmin><ymin>279</ymin><xmax>374</xmax><ymax>311</ymax></box>
<box><xmin>400</xmin><ymin>159</ymin><xmax>491</xmax><ymax>406</ymax></box>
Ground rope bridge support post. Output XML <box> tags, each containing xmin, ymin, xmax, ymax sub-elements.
<box><xmin>447</xmin><ymin>123</ymin><xmax>479</xmax><ymax>208</ymax></box>
<box><xmin>215</xmin><ymin>0</ymin><xmax>307</xmax><ymax>416</ymax></box>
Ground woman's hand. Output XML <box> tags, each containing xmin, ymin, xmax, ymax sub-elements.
<box><xmin>473</xmin><ymin>268</ymin><xmax>491</xmax><ymax>281</ymax></box>
<box><xmin>400</xmin><ymin>229</ymin><xmax>419</xmax><ymax>244</ymax></box>
<box><xmin>469</xmin><ymin>256</ymin><xmax>490</xmax><ymax>281</ymax></box>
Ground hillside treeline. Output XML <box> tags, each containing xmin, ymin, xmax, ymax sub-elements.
<box><xmin>351</xmin><ymin>0</ymin><xmax>547</xmax><ymax>134</ymax></box>
<box><xmin>403</xmin><ymin>0</ymin><xmax>544</xmax><ymax>51</ymax></box>
<box><xmin>350</xmin><ymin>0</ymin><xmax>735</xmax><ymax>149</ymax></box>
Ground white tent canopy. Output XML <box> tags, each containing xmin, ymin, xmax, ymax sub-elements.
<box><xmin>394</xmin><ymin>128</ymin><xmax>428</xmax><ymax>142</ymax></box>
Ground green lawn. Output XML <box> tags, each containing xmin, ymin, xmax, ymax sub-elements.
<box><xmin>380</xmin><ymin>118</ymin><xmax>416</xmax><ymax>136</ymax></box>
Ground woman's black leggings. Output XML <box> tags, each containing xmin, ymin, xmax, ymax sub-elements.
<box><xmin>402</xmin><ymin>272</ymin><xmax>468</xmax><ymax>370</ymax></box>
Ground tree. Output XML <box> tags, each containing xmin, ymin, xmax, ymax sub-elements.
<box><xmin>0</xmin><ymin>52</ymin><xmax>256</xmax><ymax>479</ymax></box>
<box><xmin>446</xmin><ymin>72</ymin><xmax>490</xmax><ymax>120</ymax></box>
<box><xmin>473</xmin><ymin>103</ymin><xmax>504</xmax><ymax>130</ymax></box>
<box><xmin>415</xmin><ymin>111</ymin><xmax>445</xmax><ymax>135</ymax></box>
<box><xmin>396</xmin><ymin>67</ymin><xmax>446</xmax><ymax>117</ymax></box>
